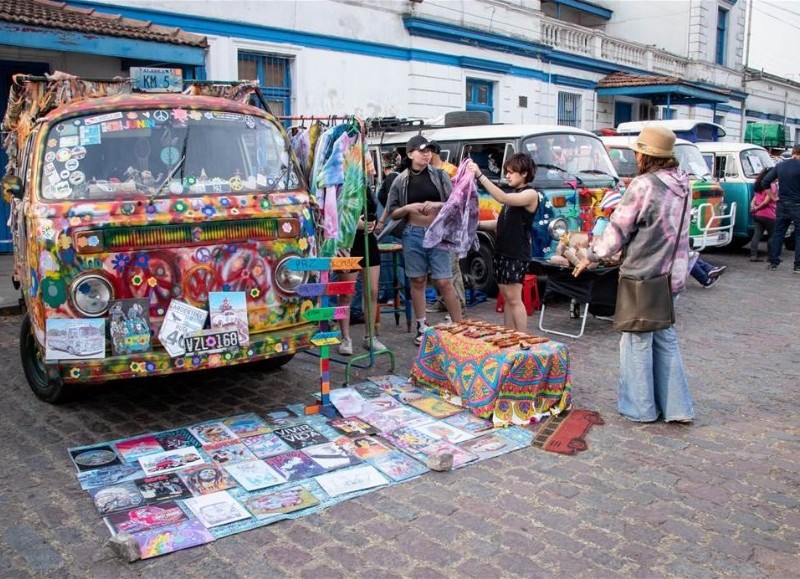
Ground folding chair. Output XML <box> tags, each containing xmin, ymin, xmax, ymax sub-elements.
<box><xmin>538</xmin><ymin>263</ymin><xmax>619</xmax><ymax>339</ymax></box>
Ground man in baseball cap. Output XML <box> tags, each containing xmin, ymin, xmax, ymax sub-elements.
<box><xmin>405</xmin><ymin>135</ymin><xmax>430</xmax><ymax>153</ymax></box>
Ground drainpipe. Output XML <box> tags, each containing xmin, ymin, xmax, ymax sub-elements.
<box><xmin>784</xmin><ymin>89</ymin><xmax>789</xmax><ymax>149</ymax></box>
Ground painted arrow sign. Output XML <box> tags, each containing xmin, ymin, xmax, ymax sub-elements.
<box><xmin>285</xmin><ymin>256</ymin><xmax>362</xmax><ymax>272</ymax></box>
<box><xmin>295</xmin><ymin>281</ymin><xmax>357</xmax><ymax>298</ymax></box>
<box><xmin>310</xmin><ymin>330</ymin><xmax>342</xmax><ymax>346</ymax></box>
<box><xmin>302</xmin><ymin>306</ymin><xmax>349</xmax><ymax>322</ymax></box>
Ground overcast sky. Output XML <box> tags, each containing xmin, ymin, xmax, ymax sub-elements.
<box><xmin>746</xmin><ymin>0</ymin><xmax>799</xmax><ymax>80</ymax></box>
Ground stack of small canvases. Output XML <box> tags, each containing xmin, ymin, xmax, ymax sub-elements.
<box><xmin>45</xmin><ymin>292</ymin><xmax>250</xmax><ymax>362</ymax></box>
<box><xmin>70</xmin><ymin>375</ymin><xmax>532</xmax><ymax>560</ymax></box>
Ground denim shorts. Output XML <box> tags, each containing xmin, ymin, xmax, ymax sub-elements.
<box><xmin>402</xmin><ymin>225</ymin><xmax>453</xmax><ymax>279</ymax></box>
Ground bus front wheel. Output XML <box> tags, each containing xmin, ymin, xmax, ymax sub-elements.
<box><xmin>20</xmin><ymin>314</ymin><xmax>70</xmax><ymax>403</ymax></box>
<box><xmin>466</xmin><ymin>242</ymin><xmax>497</xmax><ymax>297</ymax></box>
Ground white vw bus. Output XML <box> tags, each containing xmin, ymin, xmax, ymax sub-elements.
<box><xmin>370</xmin><ymin>124</ymin><xmax>621</xmax><ymax>295</ymax></box>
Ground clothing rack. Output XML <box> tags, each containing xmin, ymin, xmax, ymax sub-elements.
<box><xmin>279</xmin><ymin>115</ymin><xmax>393</xmax><ymax>382</ymax></box>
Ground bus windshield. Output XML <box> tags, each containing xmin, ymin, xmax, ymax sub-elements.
<box><xmin>674</xmin><ymin>144</ymin><xmax>712</xmax><ymax>180</ymax></box>
<box><xmin>740</xmin><ymin>148</ymin><xmax>774</xmax><ymax>178</ymax></box>
<box><xmin>41</xmin><ymin>109</ymin><xmax>300</xmax><ymax>200</ymax></box>
<box><xmin>521</xmin><ymin>133</ymin><xmax>617</xmax><ymax>185</ymax></box>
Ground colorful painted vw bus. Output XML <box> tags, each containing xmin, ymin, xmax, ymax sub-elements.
<box><xmin>2</xmin><ymin>74</ymin><xmax>317</xmax><ymax>401</ymax></box>
<box><xmin>695</xmin><ymin>142</ymin><xmax>775</xmax><ymax>246</ymax></box>
<box><xmin>370</xmin><ymin>124</ymin><xmax>621</xmax><ymax>295</ymax></box>
<box><xmin>602</xmin><ymin>136</ymin><xmax>734</xmax><ymax>250</ymax></box>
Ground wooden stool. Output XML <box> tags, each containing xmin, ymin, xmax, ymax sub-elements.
<box><xmin>495</xmin><ymin>274</ymin><xmax>540</xmax><ymax>316</ymax></box>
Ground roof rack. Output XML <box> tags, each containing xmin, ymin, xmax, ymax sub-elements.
<box><xmin>365</xmin><ymin>116</ymin><xmax>428</xmax><ymax>134</ymax></box>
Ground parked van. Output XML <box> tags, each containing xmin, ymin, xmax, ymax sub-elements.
<box><xmin>2</xmin><ymin>73</ymin><xmax>318</xmax><ymax>401</ymax></box>
<box><xmin>616</xmin><ymin>119</ymin><xmax>726</xmax><ymax>143</ymax></box>
<box><xmin>695</xmin><ymin>142</ymin><xmax>774</xmax><ymax>245</ymax></box>
<box><xmin>370</xmin><ymin>124</ymin><xmax>621</xmax><ymax>294</ymax></box>
<box><xmin>602</xmin><ymin>136</ymin><xmax>734</xmax><ymax>250</ymax></box>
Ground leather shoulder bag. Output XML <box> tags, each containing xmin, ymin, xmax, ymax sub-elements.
<box><xmin>613</xmin><ymin>195</ymin><xmax>688</xmax><ymax>333</ymax></box>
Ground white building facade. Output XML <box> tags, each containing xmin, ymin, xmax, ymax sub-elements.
<box><xmin>7</xmin><ymin>0</ymin><xmax>800</xmax><ymax>144</ymax></box>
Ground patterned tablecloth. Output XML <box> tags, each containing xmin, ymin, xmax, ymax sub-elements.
<box><xmin>410</xmin><ymin>328</ymin><xmax>573</xmax><ymax>426</ymax></box>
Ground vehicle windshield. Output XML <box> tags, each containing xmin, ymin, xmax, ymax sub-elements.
<box><xmin>41</xmin><ymin>109</ymin><xmax>300</xmax><ymax>200</ymax></box>
<box><xmin>605</xmin><ymin>146</ymin><xmax>637</xmax><ymax>178</ymax></box>
<box><xmin>674</xmin><ymin>144</ymin><xmax>712</xmax><ymax>179</ymax></box>
<box><xmin>740</xmin><ymin>148</ymin><xmax>774</xmax><ymax>178</ymax></box>
<box><xmin>521</xmin><ymin>134</ymin><xmax>617</xmax><ymax>185</ymax></box>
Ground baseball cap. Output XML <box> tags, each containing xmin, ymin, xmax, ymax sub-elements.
<box><xmin>406</xmin><ymin>135</ymin><xmax>430</xmax><ymax>153</ymax></box>
<box><xmin>427</xmin><ymin>140</ymin><xmax>442</xmax><ymax>154</ymax></box>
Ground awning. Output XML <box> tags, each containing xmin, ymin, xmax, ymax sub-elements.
<box><xmin>0</xmin><ymin>0</ymin><xmax>207</xmax><ymax>66</ymax></box>
<box><xmin>596</xmin><ymin>72</ymin><xmax>730</xmax><ymax>106</ymax></box>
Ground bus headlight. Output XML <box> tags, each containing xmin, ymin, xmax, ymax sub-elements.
<box><xmin>547</xmin><ymin>217</ymin><xmax>568</xmax><ymax>240</ymax></box>
<box><xmin>275</xmin><ymin>256</ymin><xmax>308</xmax><ymax>294</ymax></box>
<box><xmin>70</xmin><ymin>273</ymin><xmax>113</xmax><ymax>317</ymax></box>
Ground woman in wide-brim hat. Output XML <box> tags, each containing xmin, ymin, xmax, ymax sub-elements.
<box><xmin>573</xmin><ymin>124</ymin><xmax>695</xmax><ymax>423</ymax></box>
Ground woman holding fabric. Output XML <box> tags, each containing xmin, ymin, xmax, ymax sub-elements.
<box><xmin>384</xmin><ymin>135</ymin><xmax>462</xmax><ymax>345</ymax></box>
<box><xmin>466</xmin><ymin>153</ymin><xmax>540</xmax><ymax>331</ymax></box>
<box><xmin>573</xmin><ymin>125</ymin><xmax>694</xmax><ymax>423</ymax></box>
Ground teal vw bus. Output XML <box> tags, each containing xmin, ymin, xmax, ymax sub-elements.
<box><xmin>696</xmin><ymin>142</ymin><xmax>774</xmax><ymax>246</ymax></box>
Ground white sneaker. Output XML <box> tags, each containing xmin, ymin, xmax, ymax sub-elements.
<box><xmin>414</xmin><ymin>322</ymin><xmax>430</xmax><ymax>346</ymax></box>
<box><xmin>363</xmin><ymin>336</ymin><xmax>388</xmax><ymax>351</ymax></box>
<box><xmin>338</xmin><ymin>337</ymin><xmax>353</xmax><ymax>356</ymax></box>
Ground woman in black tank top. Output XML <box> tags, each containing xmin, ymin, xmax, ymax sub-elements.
<box><xmin>467</xmin><ymin>153</ymin><xmax>540</xmax><ymax>331</ymax></box>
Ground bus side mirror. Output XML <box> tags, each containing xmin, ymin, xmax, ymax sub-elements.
<box><xmin>2</xmin><ymin>175</ymin><xmax>23</xmax><ymax>202</ymax></box>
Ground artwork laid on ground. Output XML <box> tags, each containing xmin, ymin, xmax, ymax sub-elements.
<box><xmin>70</xmin><ymin>375</ymin><xmax>534</xmax><ymax>560</ymax></box>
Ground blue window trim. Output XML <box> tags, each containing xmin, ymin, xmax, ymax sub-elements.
<box><xmin>0</xmin><ymin>21</ymin><xmax>204</xmax><ymax>66</ymax></box>
<box><xmin>239</xmin><ymin>52</ymin><xmax>292</xmax><ymax>117</ymax></box>
<box><xmin>557</xmin><ymin>91</ymin><xmax>582</xmax><ymax>127</ymax></box>
<box><xmin>546</xmin><ymin>0</ymin><xmax>613</xmax><ymax>20</ymax></box>
<box><xmin>551</xmin><ymin>74</ymin><xmax>596</xmax><ymax>90</ymax></box>
<box><xmin>716</xmin><ymin>8</ymin><xmax>728</xmax><ymax>66</ymax></box>
<box><xmin>466</xmin><ymin>79</ymin><xmax>494</xmax><ymax>122</ymax></box>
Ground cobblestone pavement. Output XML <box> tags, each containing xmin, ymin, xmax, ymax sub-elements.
<box><xmin>0</xmin><ymin>249</ymin><xmax>798</xmax><ymax>578</ymax></box>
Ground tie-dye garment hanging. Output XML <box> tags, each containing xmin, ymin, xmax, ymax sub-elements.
<box><xmin>423</xmin><ymin>161</ymin><xmax>480</xmax><ymax>258</ymax></box>
<box><xmin>310</xmin><ymin>124</ymin><xmax>373</xmax><ymax>257</ymax></box>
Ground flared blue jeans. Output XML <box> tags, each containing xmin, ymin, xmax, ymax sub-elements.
<box><xmin>618</xmin><ymin>325</ymin><xmax>694</xmax><ymax>422</ymax></box>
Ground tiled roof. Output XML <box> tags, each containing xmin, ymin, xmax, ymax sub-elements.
<box><xmin>597</xmin><ymin>71</ymin><xmax>680</xmax><ymax>88</ymax></box>
<box><xmin>0</xmin><ymin>0</ymin><xmax>207</xmax><ymax>48</ymax></box>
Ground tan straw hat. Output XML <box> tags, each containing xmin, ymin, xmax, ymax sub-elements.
<box><xmin>629</xmin><ymin>125</ymin><xmax>676</xmax><ymax>158</ymax></box>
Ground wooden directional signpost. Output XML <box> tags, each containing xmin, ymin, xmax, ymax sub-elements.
<box><xmin>286</xmin><ymin>256</ymin><xmax>360</xmax><ymax>417</ymax></box>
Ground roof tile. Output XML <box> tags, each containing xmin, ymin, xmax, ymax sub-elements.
<box><xmin>0</xmin><ymin>0</ymin><xmax>207</xmax><ymax>48</ymax></box>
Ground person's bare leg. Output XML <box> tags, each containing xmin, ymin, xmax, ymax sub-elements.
<box><xmin>363</xmin><ymin>265</ymin><xmax>381</xmax><ymax>341</ymax></box>
<box><xmin>433</xmin><ymin>277</ymin><xmax>462</xmax><ymax>323</ymax></box>
<box><xmin>410</xmin><ymin>276</ymin><xmax>428</xmax><ymax>322</ymax></box>
<box><xmin>500</xmin><ymin>282</ymin><xmax>526</xmax><ymax>331</ymax></box>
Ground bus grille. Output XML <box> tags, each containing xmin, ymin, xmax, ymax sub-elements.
<box><xmin>102</xmin><ymin>219</ymin><xmax>282</xmax><ymax>251</ymax></box>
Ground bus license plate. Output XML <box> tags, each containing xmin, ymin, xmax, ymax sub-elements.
<box><xmin>184</xmin><ymin>330</ymin><xmax>239</xmax><ymax>355</ymax></box>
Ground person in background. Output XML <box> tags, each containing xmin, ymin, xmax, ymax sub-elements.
<box><xmin>337</xmin><ymin>188</ymin><xmax>387</xmax><ymax>356</ymax></box>
<box><xmin>689</xmin><ymin>256</ymin><xmax>726</xmax><ymax>288</ymax></box>
<box><xmin>377</xmin><ymin>151</ymin><xmax>400</xmax><ymax>210</ymax></box>
<box><xmin>375</xmin><ymin>151</ymin><xmax>402</xmax><ymax>303</ymax></box>
<box><xmin>428</xmin><ymin>140</ymin><xmax>466</xmax><ymax>318</ymax></box>
<box><xmin>466</xmin><ymin>153</ymin><xmax>539</xmax><ymax>331</ymax></box>
<box><xmin>763</xmin><ymin>144</ymin><xmax>800</xmax><ymax>272</ymax></box>
<box><xmin>428</xmin><ymin>141</ymin><xmax>457</xmax><ymax>179</ymax></box>
<box><xmin>573</xmin><ymin>125</ymin><xmax>694</xmax><ymax>423</ymax></box>
<box><xmin>749</xmin><ymin>167</ymin><xmax>778</xmax><ymax>262</ymax></box>
<box><xmin>384</xmin><ymin>135</ymin><xmax>462</xmax><ymax>345</ymax></box>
